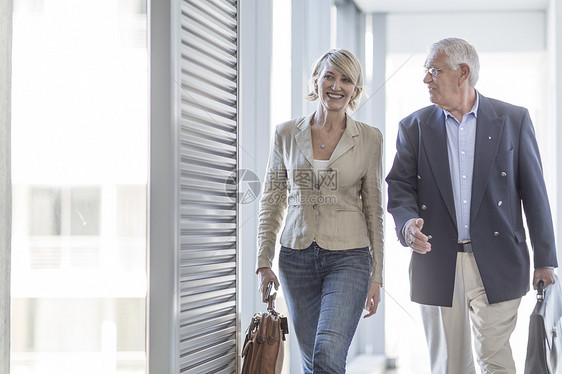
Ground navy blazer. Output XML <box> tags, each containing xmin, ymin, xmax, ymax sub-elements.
<box><xmin>386</xmin><ymin>94</ymin><xmax>558</xmax><ymax>306</ymax></box>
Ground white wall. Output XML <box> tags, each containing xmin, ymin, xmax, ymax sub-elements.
<box><xmin>0</xmin><ymin>0</ymin><xmax>11</xmax><ymax>372</ymax></box>
<box><xmin>387</xmin><ymin>11</ymin><xmax>546</xmax><ymax>53</ymax></box>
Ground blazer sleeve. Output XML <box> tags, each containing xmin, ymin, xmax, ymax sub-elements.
<box><xmin>518</xmin><ymin>110</ymin><xmax>558</xmax><ymax>268</ymax></box>
<box><xmin>361</xmin><ymin>127</ymin><xmax>384</xmax><ymax>284</ymax></box>
<box><xmin>256</xmin><ymin>127</ymin><xmax>288</xmax><ymax>271</ymax></box>
<box><xmin>386</xmin><ymin>120</ymin><xmax>421</xmax><ymax>246</ymax></box>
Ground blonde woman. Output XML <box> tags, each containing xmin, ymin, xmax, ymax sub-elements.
<box><xmin>255</xmin><ymin>49</ymin><xmax>384</xmax><ymax>373</ymax></box>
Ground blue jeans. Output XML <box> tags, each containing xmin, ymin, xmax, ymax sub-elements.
<box><xmin>278</xmin><ymin>242</ymin><xmax>371</xmax><ymax>374</ymax></box>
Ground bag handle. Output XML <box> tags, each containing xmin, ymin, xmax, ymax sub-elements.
<box><xmin>267</xmin><ymin>293</ymin><xmax>277</xmax><ymax>314</ymax></box>
<box><xmin>537</xmin><ymin>280</ymin><xmax>545</xmax><ymax>302</ymax></box>
<box><xmin>265</xmin><ymin>281</ymin><xmax>278</xmax><ymax>314</ymax></box>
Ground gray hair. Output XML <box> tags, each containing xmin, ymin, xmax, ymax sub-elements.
<box><xmin>429</xmin><ymin>38</ymin><xmax>480</xmax><ymax>87</ymax></box>
<box><xmin>306</xmin><ymin>48</ymin><xmax>364</xmax><ymax>112</ymax></box>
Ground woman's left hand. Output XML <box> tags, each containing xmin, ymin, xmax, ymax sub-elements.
<box><xmin>363</xmin><ymin>282</ymin><xmax>382</xmax><ymax>318</ymax></box>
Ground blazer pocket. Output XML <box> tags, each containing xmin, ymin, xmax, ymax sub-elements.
<box><xmin>495</xmin><ymin>148</ymin><xmax>514</xmax><ymax>172</ymax></box>
<box><xmin>333</xmin><ymin>210</ymin><xmax>367</xmax><ymax>236</ymax></box>
<box><xmin>335</xmin><ymin>208</ymin><xmax>362</xmax><ymax>212</ymax></box>
<box><xmin>514</xmin><ymin>229</ymin><xmax>526</xmax><ymax>243</ymax></box>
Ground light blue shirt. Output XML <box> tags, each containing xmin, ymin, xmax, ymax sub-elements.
<box><xmin>444</xmin><ymin>92</ymin><xmax>479</xmax><ymax>242</ymax></box>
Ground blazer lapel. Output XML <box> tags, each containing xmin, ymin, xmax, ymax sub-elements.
<box><xmin>470</xmin><ymin>96</ymin><xmax>504</xmax><ymax>221</ymax></box>
<box><xmin>421</xmin><ymin>107</ymin><xmax>457</xmax><ymax>227</ymax></box>
<box><xmin>294</xmin><ymin>114</ymin><xmax>314</xmax><ymax>167</ymax></box>
<box><xmin>329</xmin><ymin>116</ymin><xmax>358</xmax><ymax>166</ymax></box>
<box><xmin>294</xmin><ymin>114</ymin><xmax>358</xmax><ymax>167</ymax></box>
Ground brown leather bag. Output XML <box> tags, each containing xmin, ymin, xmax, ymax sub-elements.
<box><xmin>241</xmin><ymin>305</ymin><xmax>289</xmax><ymax>374</ymax></box>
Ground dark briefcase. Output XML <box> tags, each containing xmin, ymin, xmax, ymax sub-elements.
<box><xmin>525</xmin><ymin>274</ymin><xmax>562</xmax><ymax>374</ymax></box>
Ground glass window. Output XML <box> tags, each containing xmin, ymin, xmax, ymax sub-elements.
<box><xmin>11</xmin><ymin>0</ymin><xmax>148</xmax><ymax>373</ymax></box>
<box><xmin>30</xmin><ymin>187</ymin><xmax>61</xmax><ymax>236</ymax></box>
<box><xmin>70</xmin><ymin>187</ymin><xmax>101</xmax><ymax>236</ymax></box>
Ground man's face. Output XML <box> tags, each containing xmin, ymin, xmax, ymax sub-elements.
<box><xmin>423</xmin><ymin>51</ymin><xmax>461</xmax><ymax>111</ymax></box>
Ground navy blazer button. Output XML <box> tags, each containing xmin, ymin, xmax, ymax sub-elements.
<box><xmin>493</xmin><ymin>231</ymin><xmax>500</xmax><ymax>236</ymax></box>
<box><xmin>501</xmin><ymin>171</ymin><xmax>507</xmax><ymax>177</ymax></box>
<box><xmin>497</xmin><ymin>201</ymin><xmax>503</xmax><ymax>206</ymax></box>
<box><xmin>417</xmin><ymin>175</ymin><xmax>422</xmax><ymax>180</ymax></box>
<box><xmin>421</xmin><ymin>204</ymin><xmax>427</xmax><ymax>210</ymax></box>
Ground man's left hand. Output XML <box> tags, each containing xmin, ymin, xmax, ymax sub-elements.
<box><xmin>533</xmin><ymin>267</ymin><xmax>555</xmax><ymax>290</ymax></box>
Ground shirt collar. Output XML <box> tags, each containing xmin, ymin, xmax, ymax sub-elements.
<box><xmin>443</xmin><ymin>90</ymin><xmax>480</xmax><ymax>120</ymax></box>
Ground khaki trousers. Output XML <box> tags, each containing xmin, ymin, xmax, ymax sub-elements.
<box><xmin>420</xmin><ymin>252</ymin><xmax>521</xmax><ymax>374</ymax></box>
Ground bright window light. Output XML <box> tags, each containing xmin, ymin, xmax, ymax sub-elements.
<box><xmin>11</xmin><ymin>1</ymin><xmax>148</xmax><ymax>373</ymax></box>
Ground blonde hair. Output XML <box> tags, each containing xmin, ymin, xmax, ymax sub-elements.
<box><xmin>306</xmin><ymin>49</ymin><xmax>364</xmax><ymax>112</ymax></box>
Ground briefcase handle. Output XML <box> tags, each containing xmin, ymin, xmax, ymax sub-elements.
<box><xmin>537</xmin><ymin>280</ymin><xmax>544</xmax><ymax>302</ymax></box>
<box><xmin>264</xmin><ymin>281</ymin><xmax>278</xmax><ymax>314</ymax></box>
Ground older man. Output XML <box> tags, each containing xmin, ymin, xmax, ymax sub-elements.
<box><xmin>386</xmin><ymin>38</ymin><xmax>558</xmax><ymax>373</ymax></box>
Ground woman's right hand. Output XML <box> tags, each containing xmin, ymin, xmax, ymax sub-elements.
<box><xmin>257</xmin><ymin>267</ymin><xmax>280</xmax><ymax>303</ymax></box>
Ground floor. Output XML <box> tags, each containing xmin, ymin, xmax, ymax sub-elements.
<box><xmin>346</xmin><ymin>349</ymin><xmax>434</xmax><ymax>374</ymax></box>
<box><xmin>346</xmin><ymin>354</ymin><xmax>430</xmax><ymax>374</ymax></box>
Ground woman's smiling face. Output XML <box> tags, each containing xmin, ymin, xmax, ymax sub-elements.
<box><xmin>315</xmin><ymin>62</ymin><xmax>357</xmax><ymax>113</ymax></box>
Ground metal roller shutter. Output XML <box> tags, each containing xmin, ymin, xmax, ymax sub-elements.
<box><xmin>176</xmin><ymin>0</ymin><xmax>238</xmax><ymax>372</ymax></box>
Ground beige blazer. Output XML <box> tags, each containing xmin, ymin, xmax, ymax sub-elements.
<box><xmin>256</xmin><ymin>113</ymin><xmax>384</xmax><ymax>284</ymax></box>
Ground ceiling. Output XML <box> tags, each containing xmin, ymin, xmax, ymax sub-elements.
<box><xmin>353</xmin><ymin>0</ymin><xmax>550</xmax><ymax>13</ymax></box>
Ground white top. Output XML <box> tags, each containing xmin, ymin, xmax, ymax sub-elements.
<box><xmin>313</xmin><ymin>159</ymin><xmax>330</xmax><ymax>181</ymax></box>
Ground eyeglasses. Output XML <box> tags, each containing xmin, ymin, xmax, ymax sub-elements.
<box><xmin>424</xmin><ymin>66</ymin><xmax>455</xmax><ymax>78</ymax></box>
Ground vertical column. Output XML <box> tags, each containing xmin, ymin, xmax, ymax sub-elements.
<box><xmin>292</xmin><ymin>0</ymin><xmax>331</xmax><ymax>118</ymax></box>
<box><xmin>554</xmin><ymin>1</ymin><xmax>562</xmax><ymax>261</ymax></box>
<box><xmin>353</xmin><ymin>12</ymin><xmax>387</xmax><ymax>358</ymax></box>
<box><xmin>0</xmin><ymin>0</ymin><xmax>12</xmax><ymax>372</ymax></box>
<box><xmin>336</xmin><ymin>0</ymin><xmax>360</xmax><ymax>54</ymax></box>
<box><xmin>291</xmin><ymin>0</ymin><xmax>306</xmax><ymax>118</ymax></box>
<box><xmin>370</xmin><ymin>13</ymin><xmax>387</xmax><ymax>140</ymax></box>
<box><xmin>548</xmin><ymin>0</ymin><xmax>562</xmax><ymax>260</ymax></box>
<box><xmin>370</xmin><ymin>13</ymin><xmax>387</xmax><ymax>357</ymax></box>
<box><xmin>238</xmin><ymin>0</ymin><xmax>273</xmax><ymax>359</ymax></box>
<box><xmin>148</xmin><ymin>0</ymin><xmax>177</xmax><ymax>372</ymax></box>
